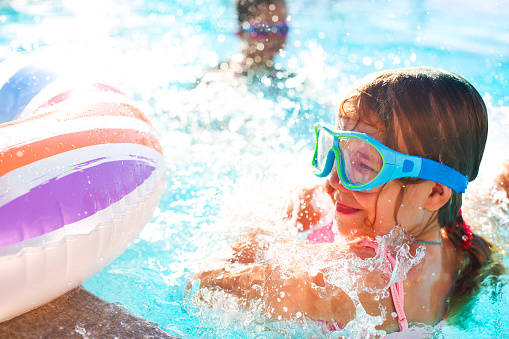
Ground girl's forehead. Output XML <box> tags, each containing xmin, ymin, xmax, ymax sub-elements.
<box><xmin>337</xmin><ymin>116</ymin><xmax>384</xmax><ymax>141</ymax></box>
<box><xmin>338</xmin><ymin>96</ymin><xmax>388</xmax><ymax>141</ymax></box>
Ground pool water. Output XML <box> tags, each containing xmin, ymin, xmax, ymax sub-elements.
<box><xmin>2</xmin><ymin>0</ymin><xmax>509</xmax><ymax>337</ymax></box>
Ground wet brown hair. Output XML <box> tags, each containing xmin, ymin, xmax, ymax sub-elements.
<box><xmin>236</xmin><ymin>0</ymin><xmax>286</xmax><ymax>24</ymax></box>
<box><xmin>339</xmin><ymin>67</ymin><xmax>502</xmax><ymax>311</ymax></box>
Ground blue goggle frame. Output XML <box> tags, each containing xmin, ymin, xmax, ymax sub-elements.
<box><xmin>311</xmin><ymin>123</ymin><xmax>469</xmax><ymax>193</ymax></box>
<box><xmin>241</xmin><ymin>21</ymin><xmax>289</xmax><ymax>37</ymax></box>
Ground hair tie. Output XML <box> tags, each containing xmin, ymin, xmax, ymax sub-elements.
<box><xmin>457</xmin><ymin>209</ymin><xmax>473</xmax><ymax>250</ymax></box>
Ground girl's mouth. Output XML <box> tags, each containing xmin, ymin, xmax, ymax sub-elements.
<box><xmin>336</xmin><ymin>202</ymin><xmax>362</xmax><ymax>215</ymax></box>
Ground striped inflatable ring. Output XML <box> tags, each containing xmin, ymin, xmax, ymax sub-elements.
<box><xmin>0</xmin><ymin>56</ymin><xmax>165</xmax><ymax>322</ymax></box>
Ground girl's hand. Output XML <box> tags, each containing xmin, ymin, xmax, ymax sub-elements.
<box><xmin>195</xmin><ymin>263</ymin><xmax>269</xmax><ymax>300</ymax></box>
<box><xmin>194</xmin><ymin>258</ymin><xmax>355</xmax><ymax>323</ymax></box>
<box><xmin>230</xmin><ymin>229</ymin><xmax>272</xmax><ymax>264</ymax></box>
<box><xmin>194</xmin><ymin>262</ymin><xmax>318</xmax><ymax>317</ymax></box>
<box><xmin>494</xmin><ymin>160</ymin><xmax>509</xmax><ymax>200</ymax></box>
<box><xmin>286</xmin><ymin>184</ymin><xmax>332</xmax><ymax>231</ymax></box>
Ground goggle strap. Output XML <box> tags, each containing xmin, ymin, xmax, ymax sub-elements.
<box><xmin>418</xmin><ymin>158</ymin><xmax>468</xmax><ymax>193</ymax></box>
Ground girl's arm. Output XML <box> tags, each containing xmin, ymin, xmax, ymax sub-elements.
<box><xmin>494</xmin><ymin>160</ymin><xmax>509</xmax><ymax>200</ymax></box>
<box><xmin>195</xmin><ymin>241</ymin><xmax>402</xmax><ymax>332</ymax></box>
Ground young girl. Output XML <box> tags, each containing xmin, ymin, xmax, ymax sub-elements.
<box><xmin>194</xmin><ymin>67</ymin><xmax>501</xmax><ymax>334</ymax></box>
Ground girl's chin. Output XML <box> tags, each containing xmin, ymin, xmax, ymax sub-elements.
<box><xmin>335</xmin><ymin>218</ymin><xmax>373</xmax><ymax>241</ymax></box>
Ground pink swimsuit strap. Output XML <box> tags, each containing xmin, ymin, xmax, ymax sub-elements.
<box><xmin>357</xmin><ymin>240</ymin><xmax>409</xmax><ymax>332</ymax></box>
<box><xmin>306</xmin><ymin>224</ymin><xmax>409</xmax><ymax>332</ymax></box>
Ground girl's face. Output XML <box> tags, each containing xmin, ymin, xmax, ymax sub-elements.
<box><xmin>326</xmin><ymin>117</ymin><xmax>438</xmax><ymax>241</ymax></box>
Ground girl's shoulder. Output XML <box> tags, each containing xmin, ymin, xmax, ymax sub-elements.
<box><xmin>404</xmin><ymin>239</ymin><xmax>459</xmax><ymax>324</ymax></box>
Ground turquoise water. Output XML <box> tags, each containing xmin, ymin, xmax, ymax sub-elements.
<box><xmin>2</xmin><ymin>0</ymin><xmax>509</xmax><ymax>337</ymax></box>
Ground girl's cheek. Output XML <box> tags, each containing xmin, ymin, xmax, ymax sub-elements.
<box><xmin>351</xmin><ymin>191</ymin><xmax>378</xmax><ymax>208</ymax></box>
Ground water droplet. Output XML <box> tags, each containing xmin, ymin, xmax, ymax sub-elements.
<box><xmin>283</xmin><ymin>307</ymin><xmax>288</xmax><ymax>312</ymax></box>
<box><xmin>391</xmin><ymin>312</ymin><xmax>398</xmax><ymax>318</ymax></box>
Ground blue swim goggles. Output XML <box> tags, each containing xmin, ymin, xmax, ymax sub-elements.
<box><xmin>241</xmin><ymin>21</ymin><xmax>289</xmax><ymax>38</ymax></box>
<box><xmin>311</xmin><ymin>123</ymin><xmax>469</xmax><ymax>193</ymax></box>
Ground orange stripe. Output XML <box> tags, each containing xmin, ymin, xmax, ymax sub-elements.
<box><xmin>0</xmin><ymin>128</ymin><xmax>162</xmax><ymax>177</ymax></box>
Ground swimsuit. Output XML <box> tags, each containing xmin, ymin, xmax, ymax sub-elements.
<box><xmin>306</xmin><ymin>222</ymin><xmax>409</xmax><ymax>332</ymax></box>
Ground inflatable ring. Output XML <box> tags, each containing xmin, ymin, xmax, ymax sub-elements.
<box><xmin>0</xmin><ymin>56</ymin><xmax>166</xmax><ymax>322</ymax></box>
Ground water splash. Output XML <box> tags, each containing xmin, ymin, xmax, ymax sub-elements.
<box><xmin>189</xmin><ymin>225</ymin><xmax>426</xmax><ymax>338</ymax></box>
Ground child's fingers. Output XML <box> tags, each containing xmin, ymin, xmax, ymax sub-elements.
<box><xmin>196</xmin><ymin>264</ymin><xmax>269</xmax><ymax>299</ymax></box>
<box><xmin>231</xmin><ymin>240</ymin><xmax>259</xmax><ymax>263</ymax></box>
<box><xmin>230</xmin><ymin>229</ymin><xmax>271</xmax><ymax>264</ymax></box>
<box><xmin>194</xmin><ymin>268</ymin><xmax>228</xmax><ymax>286</ymax></box>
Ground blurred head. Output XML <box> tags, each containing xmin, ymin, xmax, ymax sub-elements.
<box><xmin>339</xmin><ymin>67</ymin><xmax>488</xmax><ymax>228</ymax></box>
<box><xmin>236</xmin><ymin>0</ymin><xmax>288</xmax><ymax>68</ymax></box>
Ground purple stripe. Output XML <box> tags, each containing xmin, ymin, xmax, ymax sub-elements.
<box><xmin>0</xmin><ymin>159</ymin><xmax>155</xmax><ymax>248</ymax></box>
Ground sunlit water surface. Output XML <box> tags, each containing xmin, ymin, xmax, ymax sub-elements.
<box><xmin>1</xmin><ymin>0</ymin><xmax>509</xmax><ymax>337</ymax></box>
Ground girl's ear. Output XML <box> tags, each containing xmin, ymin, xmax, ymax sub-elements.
<box><xmin>422</xmin><ymin>183</ymin><xmax>452</xmax><ymax>212</ymax></box>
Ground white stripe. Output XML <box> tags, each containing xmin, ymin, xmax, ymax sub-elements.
<box><xmin>0</xmin><ymin>114</ymin><xmax>156</xmax><ymax>149</ymax></box>
<box><xmin>20</xmin><ymin>78</ymin><xmax>136</xmax><ymax>119</ymax></box>
<box><xmin>0</xmin><ymin>143</ymin><xmax>165</xmax><ymax>207</ymax></box>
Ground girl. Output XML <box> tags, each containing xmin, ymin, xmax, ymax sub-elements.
<box><xmin>194</xmin><ymin>67</ymin><xmax>502</xmax><ymax>334</ymax></box>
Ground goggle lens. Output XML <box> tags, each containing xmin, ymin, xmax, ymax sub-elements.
<box><xmin>315</xmin><ymin>127</ymin><xmax>334</xmax><ymax>172</ymax></box>
<box><xmin>339</xmin><ymin>138</ymin><xmax>383</xmax><ymax>185</ymax></box>
<box><xmin>315</xmin><ymin>126</ymin><xmax>383</xmax><ymax>187</ymax></box>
